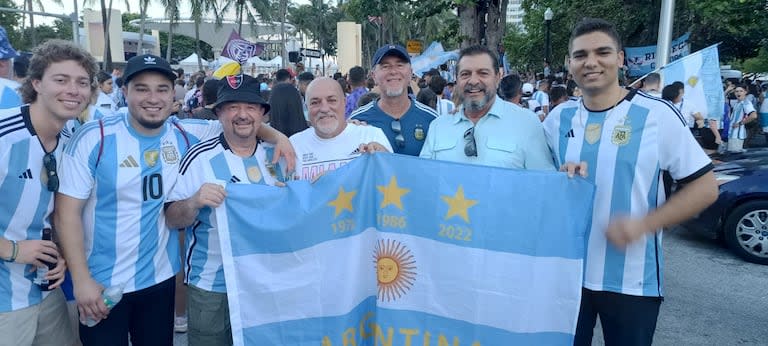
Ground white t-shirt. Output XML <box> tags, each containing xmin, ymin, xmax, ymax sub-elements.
<box><xmin>675</xmin><ymin>98</ymin><xmax>704</xmax><ymax>128</ymax></box>
<box><xmin>289</xmin><ymin>124</ymin><xmax>392</xmax><ymax>181</ymax></box>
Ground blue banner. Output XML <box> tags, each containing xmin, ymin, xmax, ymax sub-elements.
<box><xmin>216</xmin><ymin>154</ymin><xmax>596</xmax><ymax>346</ymax></box>
<box><xmin>625</xmin><ymin>33</ymin><xmax>691</xmax><ymax>77</ymax></box>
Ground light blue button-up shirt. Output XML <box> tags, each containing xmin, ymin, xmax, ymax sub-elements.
<box><xmin>419</xmin><ymin>97</ymin><xmax>555</xmax><ymax>171</ymax></box>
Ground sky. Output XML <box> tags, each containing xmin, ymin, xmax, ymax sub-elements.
<box><xmin>36</xmin><ymin>0</ymin><xmax>310</xmax><ymax>21</ymax></box>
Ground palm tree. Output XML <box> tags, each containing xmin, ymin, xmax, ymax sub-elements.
<box><xmin>82</xmin><ymin>0</ymin><xmax>132</xmax><ymax>70</ymax></box>
<box><xmin>190</xmin><ymin>0</ymin><xmax>220</xmax><ymax>71</ymax></box>
<box><xmin>159</xmin><ymin>0</ymin><xmax>180</xmax><ymax>62</ymax></box>
<box><xmin>24</xmin><ymin>0</ymin><xmax>63</xmax><ymax>47</ymax></box>
<box><xmin>220</xmin><ymin>0</ymin><xmax>276</xmax><ymax>37</ymax></box>
<box><xmin>137</xmin><ymin>0</ymin><xmax>151</xmax><ymax>55</ymax></box>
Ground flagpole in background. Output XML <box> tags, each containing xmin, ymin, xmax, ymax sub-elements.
<box><xmin>656</xmin><ymin>0</ymin><xmax>675</xmax><ymax>85</ymax></box>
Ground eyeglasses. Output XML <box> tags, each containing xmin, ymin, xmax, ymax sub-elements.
<box><xmin>43</xmin><ymin>153</ymin><xmax>59</xmax><ymax>192</ymax></box>
<box><xmin>464</xmin><ymin>127</ymin><xmax>477</xmax><ymax>157</ymax></box>
<box><xmin>390</xmin><ymin>119</ymin><xmax>405</xmax><ymax>148</ymax></box>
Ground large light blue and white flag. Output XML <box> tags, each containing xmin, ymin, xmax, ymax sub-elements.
<box><xmin>217</xmin><ymin>154</ymin><xmax>595</xmax><ymax>346</ymax></box>
<box><xmin>661</xmin><ymin>44</ymin><xmax>724</xmax><ymax>120</ymax></box>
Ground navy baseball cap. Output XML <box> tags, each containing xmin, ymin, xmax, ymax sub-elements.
<box><xmin>123</xmin><ymin>54</ymin><xmax>177</xmax><ymax>84</ymax></box>
<box><xmin>372</xmin><ymin>44</ymin><xmax>410</xmax><ymax>66</ymax></box>
<box><xmin>0</xmin><ymin>26</ymin><xmax>18</xmax><ymax>60</ymax></box>
<box><xmin>214</xmin><ymin>74</ymin><xmax>270</xmax><ymax>113</ymax></box>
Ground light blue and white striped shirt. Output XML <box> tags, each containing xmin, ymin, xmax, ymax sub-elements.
<box><xmin>58</xmin><ymin>113</ymin><xmax>220</xmax><ymax>293</ymax></box>
<box><xmin>168</xmin><ymin>134</ymin><xmax>282</xmax><ymax>293</ymax></box>
<box><xmin>0</xmin><ymin>106</ymin><xmax>58</xmax><ymax>312</ymax></box>
<box><xmin>543</xmin><ymin>90</ymin><xmax>713</xmax><ymax>297</ymax></box>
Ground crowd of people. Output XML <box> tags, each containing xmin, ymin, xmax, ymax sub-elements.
<box><xmin>1</xmin><ymin>16</ymin><xmax>747</xmax><ymax>346</ymax></box>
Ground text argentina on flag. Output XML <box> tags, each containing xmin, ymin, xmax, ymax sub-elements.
<box><xmin>217</xmin><ymin>154</ymin><xmax>595</xmax><ymax>346</ymax></box>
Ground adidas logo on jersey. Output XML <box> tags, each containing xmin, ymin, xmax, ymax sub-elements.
<box><xmin>349</xmin><ymin>148</ymin><xmax>361</xmax><ymax>156</ymax></box>
<box><xmin>230</xmin><ymin>175</ymin><xmax>241</xmax><ymax>183</ymax></box>
<box><xmin>120</xmin><ymin>155</ymin><xmax>139</xmax><ymax>168</ymax></box>
<box><xmin>565</xmin><ymin>129</ymin><xmax>575</xmax><ymax>138</ymax></box>
<box><xmin>18</xmin><ymin>168</ymin><xmax>33</xmax><ymax>179</ymax></box>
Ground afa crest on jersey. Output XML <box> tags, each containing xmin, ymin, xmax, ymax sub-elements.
<box><xmin>162</xmin><ymin>145</ymin><xmax>179</xmax><ymax>164</ymax></box>
<box><xmin>414</xmin><ymin>125</ymin><xmax>425</xmax><ymax>141</ymax></box>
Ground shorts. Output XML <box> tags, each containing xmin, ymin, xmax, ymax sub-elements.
<box><xmin>0</xmin><ymin>288</ymin><xmax>75</xmax><ymax>346</ymax></box>
<box><xmin>187</xmin><ymin>285</ymin><xmax>232</xmax><ymax>346</ymax></box>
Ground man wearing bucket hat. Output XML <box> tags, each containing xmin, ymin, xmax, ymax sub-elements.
<box><xmin>0</xmin><ymin>26</ymin><xmax>21</xmax><ymax>108</ymax></box>
<box><xmin>165</xmin><ymin>74</ymin><xmax>285</xmax><ymax>345</ymax></box>
<box><xmin>350</xmin><ymin>44</ymin><xmax>437</xmax><ymax>156</ymax></box>
<box><xmin>55</xmin><ymin>54</ymin><xmax>295</xmax><ymax>345</ymax></box>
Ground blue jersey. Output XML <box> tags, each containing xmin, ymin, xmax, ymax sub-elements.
<box><xmin>0</xmin><ymin>78</ymin><xmax>21</xmax><ymax>110</ymax></box>
<box><xmin>58</xmin><ymin>113</ymin><xmax>220</xmax><ymax>293</ymax></box>
<box><xmin>543</xmin><ymin>90</ymin><xmax>713</xmax><ymax>297</ymax></box>
<box><xmin>350</xmin><ymin>98</ymin><xmax>437</xmax><ymax>156</ymax></box>
<box><xmin>0</xmin><ymin>106</ymin><xmax>59</xmax><ymax>312</ymax></box>
<box><xmin>168</xmin><ymin>134</ymin><xmax>282</xmax><ymax>293</ymax></box>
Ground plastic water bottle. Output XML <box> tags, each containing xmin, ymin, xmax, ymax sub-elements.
<box><xmin>84</xmin><ymin>283</ymin><xmax>125</xmax><ymax>327</ymax></box>
<box><xmin>33</xmin><ymin>228</ymin><xmax>56</xmax><ymax>291</ymax></box>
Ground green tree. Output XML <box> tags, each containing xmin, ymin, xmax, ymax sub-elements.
<box><xmin>22</xmin><ymin>0</ymin><xmax>63</xmax><ymax>47</ymax></box>
<box><xmin>289</xmin><ymin>0</ymin><xmax>343</xmax><ymax>56</ymax></box>
<box><xmin>159</xmin><ymin>0</ymin><xmax>180</xmax><ymax>62</ymax></box>
<box><xmin>504</xmin><ymin>0</ymin><xmax>768</xmax><ymax>73</ymax></box>
<box><xmin>742</xmin><ymin>47</ymin><xmax>768</xmax><ymax>73</ymax></box>
<box><xmin>0</xmin><ymin>0</ymin><xmax>23</xmax><ymax>48</ymax></box>
<box><xmin>190</xmin><ymin>0</ymin><xmax>221</xmax><ymax>70</ymax></box>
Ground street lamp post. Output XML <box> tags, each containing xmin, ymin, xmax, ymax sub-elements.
<box><xmin>544</xmin><ymin>7</ymin><xmax>553</xmax><ymax>65</ymax></box>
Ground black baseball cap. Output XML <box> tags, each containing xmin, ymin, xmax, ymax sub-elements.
<box><xmin>372</xmin><ymin>44</ymin><xmax>410</xmax><ymax>66</ymax></box>
<box><xmin>214</xmin><ymin>74</ymin><xmax>270</xmax><ymax>113</ymax></box>
<box><xmin>123</xmin><ymin>54</ymin><xmax>177</xmax><ymax>84</ymax></box>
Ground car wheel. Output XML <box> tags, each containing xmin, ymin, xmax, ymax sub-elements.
<box><xmin>724</xmin><ymin>200</ymin><xmax>768</xmax><ymax>265</ymax></box>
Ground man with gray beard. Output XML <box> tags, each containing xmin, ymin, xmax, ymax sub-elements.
<box><xmin>419</xmin><ymin>45</ymin><xmax>554</xmax><ymax>170</ymax></box>
<box><xmin>350</xmin><ymin>44</ymin><xmax>437</xmax><ymax>156</ymax></box>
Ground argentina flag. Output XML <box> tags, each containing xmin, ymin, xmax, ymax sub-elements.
<box><xmin>661</xmin><ymin>44</ymin><xmax>724</xmax><ymax>120</ymax></box>
<box><xmin>216</xmin><ymin>154</ymin><xmax>595</xmax><ymax>346</ymax></box>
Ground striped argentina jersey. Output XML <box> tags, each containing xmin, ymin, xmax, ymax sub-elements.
<box><xmin>168</xmin><ymin>134</ymin><xmax>284</xmax><ymax>293</ymax></box>
<box><xmin>542</xmin><ymin>90</ymin><xmax>713</xmax><ymax>297</ymax></box>
<box><xmin>0</xmin><ymin>106</ymin><xmax>59</xmax><ymax>312</ymax></box>
<box><xmin>58</xmin><ymin>113</ymin><xmax>221</xmax><ymax>294</ymax></box>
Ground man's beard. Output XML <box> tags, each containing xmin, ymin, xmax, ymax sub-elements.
<box><xmin>462</xmin><ymin>90</ymin><xmax>493</xmax><ymax>112</ymax></box>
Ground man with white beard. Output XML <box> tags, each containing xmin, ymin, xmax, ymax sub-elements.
<box><xmin>350</xmin><ymin>44</ymin><xmax>437</xmax><ymax>156</ymax></box>
<box><xmin>419</xmin><ymin>45</ymin><xmax>555</xmax><ymax>170</ymax></box>
<box><xmin>290</xmin><ymin>77</ymin><xmax>392</xmax><ymax>181</ymax></box>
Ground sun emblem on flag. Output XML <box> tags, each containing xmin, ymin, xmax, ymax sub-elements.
<box><xmin>374</xmin><ymin>239</ymin><xmax>416</xmax><ymax>302</ymax></box>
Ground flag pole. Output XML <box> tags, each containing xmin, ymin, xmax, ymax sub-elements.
<box><xmin>656</xmin><ymin>0</ymin><xmax>675</xmax><ymax>86</ymax></box>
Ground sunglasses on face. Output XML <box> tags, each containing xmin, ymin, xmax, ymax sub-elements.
<box><xmin>43</xmin><ymin>152</ymin><xmax>59</xmax><ymax>192</ymax></box>
<box><xmin>390</xmin><ymin>119</ymin><xmax>405</xmax><ymax>148</ymax></box>
<box><xmin>464</xmin><ymin>127</ymin><xmax>477</xmax><ymax>157</ymax></box>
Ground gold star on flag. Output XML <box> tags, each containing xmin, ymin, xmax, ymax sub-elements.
<box><xmin>327</xmin><ymin>187</ymin><xmax>357</xmax><ymax>217</ymax></box>
<box><xmin>376</xmin><ymin>176</ymin><xmax>410</xmax><ymax>210</ymax></box>
<box><xmin>441</xmin><ymin>185</ymin><xmax>478</xmax><ymax>223</ymax></box>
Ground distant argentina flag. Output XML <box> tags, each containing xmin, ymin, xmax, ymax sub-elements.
<box><xmin>216</xmin><ymin>154</ymin><xmax>595</xmax><ymax>346</ymax></box>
